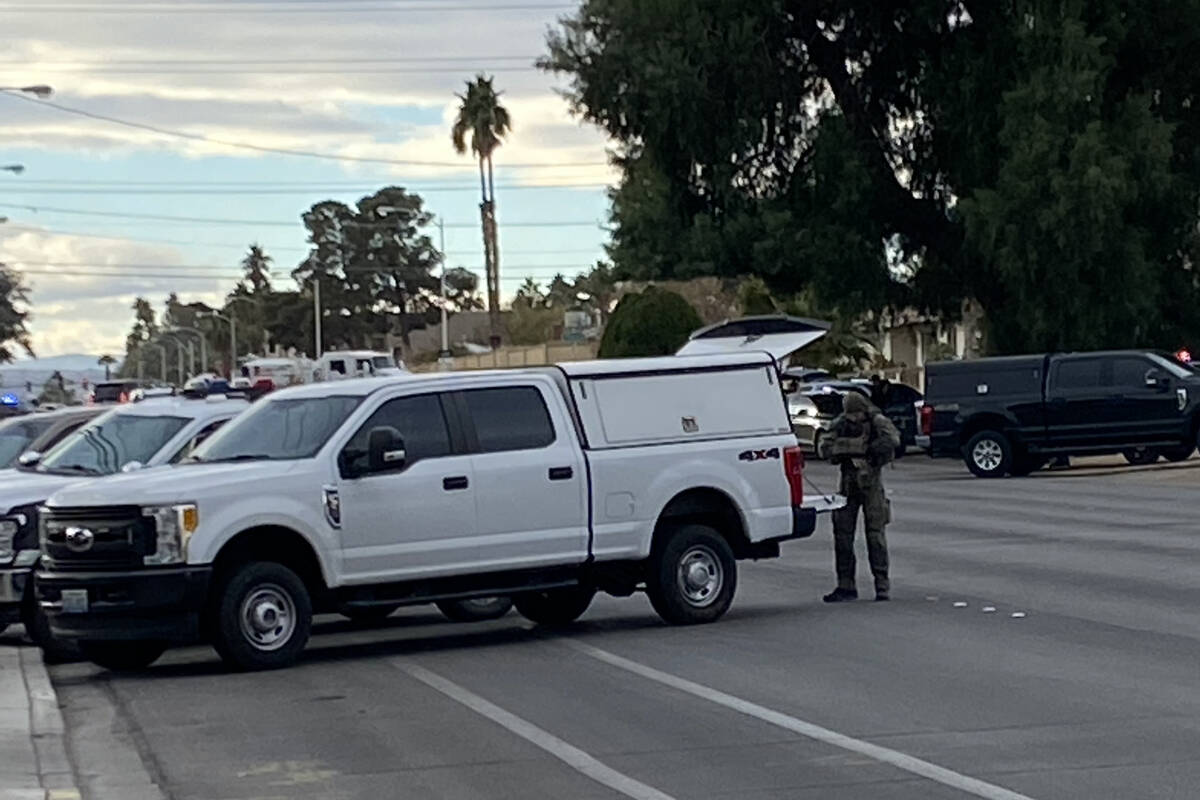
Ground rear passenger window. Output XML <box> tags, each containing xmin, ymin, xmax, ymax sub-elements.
<box><xmin>464</xmin><ymin>387</ymin><xmax>555</xmax><ymax>452</ymax></box>
<box><xmin>1055</xmin><ymin>359</ymin><xmax>1103</xmax><ymax>390</ymax></box>
<box><xmin>171</xmin><ymin>419</ymin><xmax>230</xmax><ymax>463</ymax></box>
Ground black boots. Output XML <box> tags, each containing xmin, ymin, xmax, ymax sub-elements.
<box><xmin>823</xmin><ymin>588</ymin><xmax>859</xmax><ymax>603</ymax></box>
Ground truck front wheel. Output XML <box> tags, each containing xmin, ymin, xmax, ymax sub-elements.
<box><xmin>964</xmin><ymin>431</ymin><xmax>1012</xmax><ymax>478</ymax></box>
<box><xmin>514</xmin><ymin>587</ymin><xmax>593</xmax><ymax>626</ymax></box>
<box><xmin>437</xmin><ymin>597</ymin><xmax>513</xmax><ymax>623</ymax></box>
<box><xmin>647</xmin><ymin>524</ymin><xmax>737</xmax><ymax>625</ymax></box>
<box><xmin>210</xmin><ymin>561</ymin><xmax>312</xmax><ymax>671</ymax></box>
<box><xmin>80</xmin><ymin>641</ymin><xmax>167</xmax><ymax>672</ymax></box>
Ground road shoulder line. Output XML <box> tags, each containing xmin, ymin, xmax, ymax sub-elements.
<box><xmin>391</xmin><ymin>658</ymin><xmax>677</xmax><ymax>800</ymax></box>
<box><xmin>566</xmin><ymin>640</ymin><xmax>1037</xmax><ymax>800</ymax></box>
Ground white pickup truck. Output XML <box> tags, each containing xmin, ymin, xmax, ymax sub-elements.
<box><xmin>38</xmin><ymin>343</ymin><xmax>832</xmax><ymax>671</ymax></box>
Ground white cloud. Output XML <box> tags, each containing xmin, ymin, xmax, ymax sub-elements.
<box><xmin>0</xmin><ymin>225</ymin><xmax>231</xmax><ymax>355</ymax></box>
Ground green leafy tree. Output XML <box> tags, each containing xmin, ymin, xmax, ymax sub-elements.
<box><xmin>598</xmin><ymin>286</ymin><xmax>703</xmax><ymax>358</ymax></box>
<box><xmin>453</xmin><ymin>74</ymin><xmax>512</xmax><ymax>345</ymax></box>
<box><xmin>120</xmin><ymin>296</ymin><xmax>158</xmax><ymax>377</ymax></box>
<box><xmin>0</xmin><ymin>263</ymin><xmax>32</xmax><ymax>363</ymax></box>
<box><xmin>543</xmin><ymin>0</ymin><xmax>1200</xmax><ymax>353</ymax></box>
<box><xmin>239</xmin><ymin>244</ymin><xmax>273</xmax><ymax>294</ymax></box>
<box><xmin>37</xmin><ymin>371</ymin><xmax>73</xmax><ymax>405</ymax></box>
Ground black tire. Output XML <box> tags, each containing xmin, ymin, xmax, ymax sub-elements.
<box><xmin>22</xmin><ymin>592</ymin><xmax>80</xmax><ymax>664</ymax></box>
<box><xmin>1123</xmin><ymin>447</ymin><xmax>1161</xmax><ymax>466</ymax></box>
<box><xmin>436</xmin><ymin>596</ymin><xmax>514</xmax><ymax>623</ymax></box>
<box><xmin>514</xmin><ymin>587</ymin><xmax>594</xmax><ymax>626</ymax></box>
<box><xmin>1009</xmin><ymin>455</ymin><xmax>1047</xmax><ymax>477</ymax></box>
<box><xmin>646</xmin><ymin>524</ymin><xmax>737</xmax><ymax>625</ymax></box>
<box><xmin>80</xmin><ymin>641</ymin><xmax>167</xmax><ymax>672</ymax></box>
<box><xmin>1160</xmin><ymin>444</ymin><xmax>1194</xmax><ymax>463</ymax></box>
<box><xmin>338</xmin><ymin>604</ymin><xmax>400</xmax><ymax>623</ymax></box>
<box><xmin>964</xmin><ymin>430</ymin><xmax>1012</xmax><ymax>478</ymax></box>
<box><xmin>210</xmin><ymin>561</ymin><xmax>312</xmax><ymax>671</ymax></box>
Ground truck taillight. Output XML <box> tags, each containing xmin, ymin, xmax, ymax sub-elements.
<box><xmin>920</xmin><ymin>404</ymin><xmax>934</xmax><ymax>436</ymax></box>
<box><xmin>784</xmin><ymin>446</ymin><xmax>804</xmax><ymax>507</ymax></box>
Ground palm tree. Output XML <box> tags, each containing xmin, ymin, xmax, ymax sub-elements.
<box><xmin>97</xmin><ymin>354</ymin><xmax>116</xmax><ymax>380</ymax></box>
<box><xmin>452</xmin><ymin>74</ymin><xmax>511</xmax><ymax>347</ymax></box>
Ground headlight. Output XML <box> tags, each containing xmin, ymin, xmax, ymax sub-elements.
<box><xmin>0</xmin><ymin>519</ymin><xmax>16</xmax><ymax>563</ymax></box>
<box><xmin>142</xmin><ymin>504</ymin><xmax>199</xmax><ymax>566</ymax></box>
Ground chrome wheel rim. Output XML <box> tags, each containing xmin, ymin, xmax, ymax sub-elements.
<box><xmin>972</xmin><ymin>439</ymin><xmax>1003</xmax><ymax>472</ymax></box>
<box><xmin>239</xmin><ymin>584</ymin><xmax>296</xmax><ymax>651</ymax></box>
<box><xmin>676</xmin><ymin>545</ymin><xmax>723</xmax><ymax>608</ymax></box>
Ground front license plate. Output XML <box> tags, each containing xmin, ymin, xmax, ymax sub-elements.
<box><xmin>61</xmin><ymin>589</ymin><xmax>89</xmax><ymax>614</ymax></box>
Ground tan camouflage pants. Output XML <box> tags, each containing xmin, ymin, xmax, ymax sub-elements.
<box><xmin>831</xmin><ymin>466</ymin><xmax>889</xmax><ymax>592</ymax></box>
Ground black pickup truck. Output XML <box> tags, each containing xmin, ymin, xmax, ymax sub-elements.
<box><xmin>919</xmin><ymin>350</ymin><xmax>1200</xmax><ymax>477</ymax></box>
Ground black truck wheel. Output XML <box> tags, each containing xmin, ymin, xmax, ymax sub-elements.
<box><xmin>647</xmin><ymin>524</ymin><xmax>737</xmax><ymax>625</ymax></box>
<box><xmin>514</xmin><ymin>587</ymin><xmax>594</xmax><ymax>626</ymax></box>
<box><xmin>80</xmin><ymin>641</ymin><xmax>167</xmax><ymax>672</ymax></box>
<box><xmin>210</xmin><ymin>561</ymin><xmax>312</xmax><ymax>671</ymax></box>
<box><xmin>964</xmin><ymin>431</ymin><xmax>1012</xmax><ymax>478</ymax></box>
<box><xmin>22</xmin><ymin>591</ymin><xmax>80</xmax><ymax>664</ymax></box>
<box><xmin>436</xmin><ymin>596</ymin><xmax>513</xmax><ymax>623</ymax></box>
<box><xmin>1123</xmin><ymin>447</ymin><xmax>1161</xmax><ymax>466</ymax></box>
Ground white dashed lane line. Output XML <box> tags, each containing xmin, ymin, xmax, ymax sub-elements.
<box><xmin>565</xmin><ymin>640</ymin><xmax>1040</xmax><ymax>800</ymax></box>
<box><xmin>391</xmin><ymin>658</ymin><xmax>679</xmax><ymax>800</ymax></box>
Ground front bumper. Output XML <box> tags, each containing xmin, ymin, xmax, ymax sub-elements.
<box><xmin>0</xmin><ymin>565</ymin><xmax>32</xmax><ymax>625</ymax></box>
<box><xmin>36</xmin><ymin>565</ymin><xmax>212</xmax><ymax>642</ymax></box>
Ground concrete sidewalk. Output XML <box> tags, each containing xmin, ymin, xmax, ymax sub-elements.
<box><xmin>0</xmin><ymin>635</ymin><xmax>79</xmax><ymax>800</ymax></box>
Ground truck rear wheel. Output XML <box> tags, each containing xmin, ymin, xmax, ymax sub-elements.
<box><xmin>647</xmin><ymin>524</ymin><xmax>737</xmax><ymax>625</ymax></box>
<box><xmin>514</xmin><ymin>587</ymin><xmax>594</xmax><ymax>626</ymax></box>
<box><xmin>436</xmin><ymin>596</ymin><xmax>513</xmax><ymax>623</ymax></box>
<box><xmin>80</xmin><ymin>641</ymin><xmax>167</xmax><ymax>672</ymax></box>
<box><xmin>1123</xmin><ymin>447</ymin><xmax>1161</xmax><ymax>466</ymax></box>
<box><xmin>964</xmin><ymin>431</ymin><xmax>1012</xmax><ymax>478</ymax></box>
<box><xmin>210</xmin><ymin>561</ymin><xmax>312</xmax><ymax>671</ymax></box>
<box><xmin>1159</xmin><ymin>443</ymin><xmax>1194</xmax><ymax>463</ymax></box>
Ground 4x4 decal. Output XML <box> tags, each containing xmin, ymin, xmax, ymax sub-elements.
<box><xmin>738</xmin><ymin>447</ymin><xmax>781</xmax><ymax>462</ymax></box>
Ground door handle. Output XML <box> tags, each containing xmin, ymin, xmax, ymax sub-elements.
<box><xmin>548</xmin><ymin>466</ymin><xmax>574</xmax><ymax>481</ymax></box>
<box><xmin>443</xmin><ymin>476</ymin><xmax>469</xmax><ymax>491</ymax></box>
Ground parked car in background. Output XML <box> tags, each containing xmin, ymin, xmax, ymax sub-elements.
<box><xmin>0</xmin><ymin>395</ymin><xmax>248</xmax><ymax>649</ymax></box>
<box><xmin>0</xmin><ymin>406</ymin><xmax>105</xmax><ymax>469</ymax></box>
<box><xmin>90</xmin><ymin>379</ymin><xmax>147</xmax><ymax>405</ymax></box>
<box><xmin>311</xmin><ymin>351</ymin><xmax>407</xmax><ymax>383</ymax></box>
<box><xmin>789</xmin><ymin>380</ymin><xmax>922</xmax><ymax>459</ymax></box>
<box><xmin>921</xmin><ymin>350</ymin><xmax>1200</xmax><ymax>477</ymax></box>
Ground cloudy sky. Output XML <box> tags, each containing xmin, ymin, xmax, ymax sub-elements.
<box><xmin>0</xmin><ymin>0</ymin><xmax>615</xmax><ymax>357</ymax></box>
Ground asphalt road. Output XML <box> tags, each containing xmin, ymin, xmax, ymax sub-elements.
<box><xmin>38</xmin><ymin>454</ymin><xmax>1200</xmax><ymax>800</ymax></box>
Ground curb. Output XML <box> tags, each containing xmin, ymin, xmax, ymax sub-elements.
<box><xmin>18</xmin><ymin>647</ymin><xmax>82</xmax><ymax>800</ymax></box>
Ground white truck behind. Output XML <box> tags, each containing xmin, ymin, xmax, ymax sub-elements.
<box><xmin>38</xmin><ymin>348</ymin><xmax>827</xmax><ymax>671</ymax></box>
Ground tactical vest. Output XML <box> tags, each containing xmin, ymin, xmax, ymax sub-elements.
<box><xmin>829</xmin><ymin>413</ymin><xmax>873</xmax><ymax>460</ymax></box>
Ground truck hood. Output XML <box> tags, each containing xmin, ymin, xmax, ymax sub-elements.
<box><xmin>0</xmin><ymin>469</ymin><xmax>82</xmax><ymax>514</ymax></box>
<box><xmin>46</xmin><ymin>461</ymin><xmax>307</xmax><ymax>509</ymax></box>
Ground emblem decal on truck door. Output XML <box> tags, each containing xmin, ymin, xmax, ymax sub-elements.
<box><xmin>682</xmin><ymin>416</ymin><xmax>699</xmax><ymax>433</ymax></box>
<box><xmin>739</xmin><ymin>447</ymin><xmax>781</xmax><ymax>462</ymax></box>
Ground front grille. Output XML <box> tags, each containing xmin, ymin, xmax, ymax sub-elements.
<box><xmin>41</xmin><ymin>506</ymin><xmax>156</xmax><ymax>571</ymax></box>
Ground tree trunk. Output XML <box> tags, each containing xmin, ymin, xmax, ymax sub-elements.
<box><xmin>486</xmin><ymin>154</ymin><xmax>501</xmax><ymax>348</ymax></box>
<box><xmin>476</xmin><ymin>155</ymin><xmax>499</xmax><ymax>347</ymax></box>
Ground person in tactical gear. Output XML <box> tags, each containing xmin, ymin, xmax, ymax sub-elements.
<box><xmin>824</xmin><ymin>390</ymin><xmax>901</xmax><ymax>603</ymax></box>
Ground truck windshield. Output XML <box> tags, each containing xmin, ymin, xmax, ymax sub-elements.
<box><xmin>191</xmin><ymin>395</ymin><xmax>361</xmax><ymax>463</ymax></box>
<box><xmin>37</xmin><ymin>413</ymin><xmax>189</xmax><ymax>476</ymax></box>
<box><xmin>372</xmin><ymin>356</ymin><xmax>394</xmax><ymax>369</ymax></box>
<box><xmin>1148</xmin><ymin>353</ymin><xmax>1193</xmax><ymax>379</ymax></box>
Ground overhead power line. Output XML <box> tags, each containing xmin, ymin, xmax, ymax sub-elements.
<box><xmin>0</xmin><ymin>223</ymin><xmax>606</xmax><ymax>258</ymax></box>
<box><xmin>16</xmin><ymin>67</ymin><xmax>538</xmax><ymax>75</ymax></box>
<box><xmin>0</xmin><ymin>56</ymin><xmax>538</xmax><ymax>65</ymax></box>
<box><xmin>11</xmin><ymin>266</ymin><xmax>572</xmax><ymax>284</ymax></box>
<box><xmin>0</xmin><ymin>92</ymin><xmax>610</xmax><ymax>170</ymax></box>
<box><xmin>0</xmin><ymin>203</ymin><xmax>604</xmax><ymax>229</ymax></box>
<box><xmin>0</xmin><ymin>3</ymin><xmax>571</xmax><ymax>14</ymax></box>
<box><xmin>1</xmin><ymin>182</ymin><xmax>607</xmax><ymax>195</ymax></box>
<box><xmin>5</xmin><ymin>260</ymin><xmax>594</xmax><ymax>272</ymax></box>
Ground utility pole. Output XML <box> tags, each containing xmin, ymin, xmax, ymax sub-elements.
<box><xmin>438</xmin><ymin>218</ymin><xmax>453</xmax><ymax>371</ymax></box>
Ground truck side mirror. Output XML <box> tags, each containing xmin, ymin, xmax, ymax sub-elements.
<box><xmin>367</xmin><ymin>426</ymin><xmax>406</xmax><ymax>474</ymax></box>
<box><xmin>17</xmin><ymin>450</ymin><xmax>41</xmax><ymax>467</ymax></box>
<box><xmin>1145</xmin><ymin>369</ymin><xmax>1169</xmax><ymax>390</ymax></box>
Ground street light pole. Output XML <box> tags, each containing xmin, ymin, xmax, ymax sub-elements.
<box><xmin>313</xmin><ymin>278</ymin><xmax>322</xmax><ymax>359</ymax></box>
<box><xmin>169</xmin><ymin>327</ymin><xmax>208</xmax><ymax>376</ymax></box>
